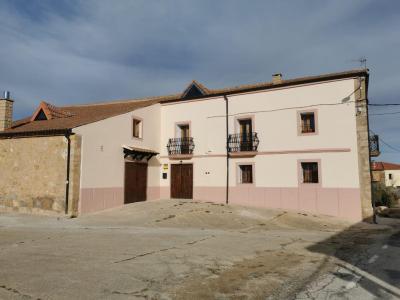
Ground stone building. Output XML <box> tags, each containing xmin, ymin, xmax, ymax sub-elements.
<box><xmin>0</xmin><ymin>69</ymin><xmax>377</xmax><ymax>222</ymax></box>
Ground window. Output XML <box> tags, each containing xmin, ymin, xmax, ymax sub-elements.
<box><xmin>300</xmin><ymin>112</ymin><xmax>315</xmax><ymax>133</ymax></box>
<box><xmin>175</xmin><ymin>123</ymin><xmax>191</xmax><ymax>154</ymax></box>
<box><xmin>389</xmin><ymin>173</ymin><xmax>393</xmax><ymax>180</ymax></box>
<box><xmin>301</xmin><ymin>162</ymin><xmax>319</xmax><ymax>183</ymax></box>
<box><xmin>132</xmin><ymin>118</ymin><xmax>142</xmax><ymax>138</ymax></box>
<box><xmin>178</xmin><ymin>124</ymin><xmax>190</xmax><ymax>139</ymax></box>
<box><xmin>35</xmin><ymin>109</ymin><xmax>48</xmax><ymax>121</ymax></box>
<box><xmin>239</xmin><ymin>164</ymin><xmax>253</xmax><ymax>184</ymax></box>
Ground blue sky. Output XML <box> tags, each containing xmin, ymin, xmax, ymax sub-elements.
<box><xmin>0</xmin><ymin>0</ymin><xmax>400</xmax><ymax>162</ymax></box>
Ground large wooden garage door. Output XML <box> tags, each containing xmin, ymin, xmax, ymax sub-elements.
<box><xmin>171</xmin><ymin>164</ymin><xmax>193</xmax><ymax>199</ymax></box>
<box><xmin>124</xmin><ymin>162</ymin><xmax>148</xmax><ymax>204</ymax></box>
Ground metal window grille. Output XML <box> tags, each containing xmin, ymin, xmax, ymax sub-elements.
<box><xmin>369</xmin><ymin>134</ymin><xmax>380</xmax><ymax>157</ymax></box>
<box><xmin>228</xmin><ymin>132</ymin><xmax>259</xmax><ymax>152</ymax></box>
<box><xmin>167</xmin><ymin>137</ymin><xmax>195</xmax><ymax>155</ymax></box>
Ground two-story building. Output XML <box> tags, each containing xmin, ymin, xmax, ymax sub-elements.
<box><xmin>372</xmin><ymin>161</ymin><xmax>400</xmax><ymax>188</ymax></box>
<box><xmin>0</xmin><ymin>69</ymin><xmax>376</xmax><ymax>222</ymax></box>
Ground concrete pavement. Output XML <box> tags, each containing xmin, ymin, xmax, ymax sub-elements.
<box><xmin>0</xmin><ymin>200</ymin><xmax>398</xmax><ymax>299</ymax></box>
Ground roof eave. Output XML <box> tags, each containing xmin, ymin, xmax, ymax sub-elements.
<box><xmin>0</xmin><ymin>128</ymin><xmax>72</xmax><ymax>139</ymax></box>
<box><xmin>161</xmin><ymin>69</ymin><xmax>369</xmax><ymax>104</ymax></box>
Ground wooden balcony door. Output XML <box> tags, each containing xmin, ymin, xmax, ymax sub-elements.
<box><xmin>178</xmin><ymin>124</ymin><xmax>190</xmax><ymax>154</ymax></box>
<box><xmin>171</xmin><ymin>164</ymin><xmax>193</xmax><ymax>199</ymax></box>
<box><xmin>239</xmin><ymin>119</ymin><xmax>252</xmax><ymax>151</ymax></box>
<box><xmin>124</xmin><ymin>162</ymin><xmax>147</xmax><ymax>203</ymax></box>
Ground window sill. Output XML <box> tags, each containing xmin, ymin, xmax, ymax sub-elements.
<box><xmin>299</xmin><ymin>182</ymin><xmax>321</xmax><ymax>187</ymax></box>
<box><xmin>168</xmin><ymin>154</ymin><xmax>193</xmax><ymax>160</ymax></box>
<box><xmin>229</xmin><ymin>151</ymin><xmax>258</xmax><ymax>158</ymax></box>
<box><xmin>299</xmin><ymin>131</ymin><xmax>318</xmax><ymax>136</ymax></box>
<box><xmin>237</xmin><ymin>183</ymin><xmax>255</xmax><ymax>186</ymax></box>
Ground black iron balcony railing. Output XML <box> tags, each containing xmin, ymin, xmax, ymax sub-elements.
<box><xmin>370</xmin><ymin>134</ymin><xmax>380</xmax><ymax>157</ymax></box>
<box><xmin>228</xmin><ymin>132</ymin><xmax>259</xmax><ymax>152</ymax></box>
<box><xmin>167</xmin><ymin>137</ymin><xmax>195</xmax><ymax>155</ymax></box>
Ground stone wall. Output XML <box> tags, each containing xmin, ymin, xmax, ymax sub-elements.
<box><xmin>68</xmin><ymin>134</ymin><xmax>81</xmax><ymax>216</ymax></box>
<box><xmin>355</xmin><ymin>77</ymin><xmax>374</xmax><ymax>221</ymax></box>
<box><xmin>0</xmin><ymin>99</ymin><xmax>13</xmax><ymax>131</ymax></box>
<box><xmin>0</xmin><ymin>135</ymin><xmax>68</xmax><ymax>214</ymax></box>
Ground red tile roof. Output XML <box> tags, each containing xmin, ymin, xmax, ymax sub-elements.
<box><xmin>0</xmin><ymin>69</ymin><xmax>368</xmax><ymax>138</ymax></box>
<box><xmin>371</xmin><ymin>162</ymin><xmax>400</xmax><ymax>171</ymax></box>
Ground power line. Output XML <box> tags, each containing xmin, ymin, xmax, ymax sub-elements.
<box><xmin>369</xmin><ymin>103</ymin><xmax>400</xmax><ymax>106</ymax></box>
<box><xmin>369</xmin><ymin>111</ymin><xmax>400</xmax><ymax>116</ymax></box>
<box><xmin>208</xmin><ymin>87</ymin><xmax>361</xmax><ymax>119</ymax></box>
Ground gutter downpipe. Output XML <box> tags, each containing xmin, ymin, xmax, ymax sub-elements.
<box><xmin>65</xmin><ymin>130</ymin><xmax>72</xmax><ymax>215</ymax></box>
<box><xmin>224</xmin><ymin>95</ymin><xmax>229</xmax><ymax>205</ymax></box>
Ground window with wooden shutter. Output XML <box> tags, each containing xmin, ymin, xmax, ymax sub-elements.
<box><xmin>300</xmin><ymin>112</ymin><xmax>315</xmax><ymax>133</ymax></box>
<box><xmin>301</xmin><ymin>162</ymin><xmax>319</xmax><ymax>183</ymax></box>
<box><xmin>132</xmin><ymin>118</ymin><xmax>142</xmax><ymax>138</ymax></box>
<box><xmin>239</xmin><ymin>165</ymin><xmax>253</xmax><ymax>184</ymax></box>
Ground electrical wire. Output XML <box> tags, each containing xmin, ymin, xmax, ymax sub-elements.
<box><xmin>207</xmin><ymin>87</ymin><xmax>362</xmax><ymax>119</ymax></box>
<box><xmin>369</xmin><ymin>111</ymin><xmax>400</xmax><ymax>116</ymax></box>
<box><xmin>369</xmin><ymin>103</ymin><xmax>400</xmax><ymax>106</ymax></box>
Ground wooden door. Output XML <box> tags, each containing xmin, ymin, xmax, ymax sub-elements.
<box><xmin>171</xmin><ymin>164</ymin><xmax>193</xmax><ymax>199</ymax></box>
<box><xmin>239</xmin><ymin>119</ymin><xmax>253</xmax><ymax>151</ymax></box>
<box><xmin>124</xmin><ymin>162</ymin><xmax>147</xmax><ymax>204</ymax></box>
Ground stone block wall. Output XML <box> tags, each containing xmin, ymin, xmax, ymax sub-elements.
<box><xmin>0</xmin><ymin>135</ymin><xmax>68</xmax><ymax>214</ymax></box>
<box><xmin>68</xmin><ymin>134</ymin><xmax>82</xmax><ymax>216</ymax></box>
<box><xmin>355</xmin><ymin>77</ymin><xmax>374</xmax><ymax>221</ymax></box>
<box><xmin>0</xmin><ymin>99</ymin><xmax>13</xmax><ymax>131</ymax></box>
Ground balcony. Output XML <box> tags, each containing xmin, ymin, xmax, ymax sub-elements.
<box><xmin>167</xmin><ymin>137</ymin><xmax>195</xmax><ymax>159</ymax></box>
<box><xmin>228</xmin><ymin>132</ymin><xmax>259</xmax><ymax>157</ymax></box>
<box><xmin>370</xmin><ymin>134</ymin><xmax>380</xmax><ymax>157</ymax></box>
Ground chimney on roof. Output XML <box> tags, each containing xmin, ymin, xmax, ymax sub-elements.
<box><xmin>0</xmin><ymin>91</ymin><xmax>13</xmax><ymax>131</ymax></box>
<box><xmin>272</xmin><ymin>73</ymin><xmax>283</xmax><ymax>84</ymax></box>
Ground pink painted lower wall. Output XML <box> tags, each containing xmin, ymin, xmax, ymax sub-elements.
<box><xmin>193</xmin><ymin>186</ymin><xmax>362</xmax><ymax>222</ymax></box>
<box><xmin>80</xmin><ymin>187</ymin><xmax>124</xmax><ymax>214</ymax></box>
<box><xmin>80</xmin><ymin>185</ymin><xmax>362</xmax><ymax>222</ymax></box>
<box><xmin>160</xmin><ymin>187</ymin><xmax>170</xmax><ymax>199</ymax></box>
<box><xmin>80</xmin><ymin>186</ymin><xmax>163</xmax><ymax>213</ymax></box>
<box><xmin>147</xmin><ymin>186</ymin><xmax>161</xmax><ymax>201</ymax></box>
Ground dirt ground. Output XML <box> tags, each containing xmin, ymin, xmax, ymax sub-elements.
<box><xmin>0</xmin><ymin>200</ymin><xmax>398</xmax><ymax>299</ymax></box>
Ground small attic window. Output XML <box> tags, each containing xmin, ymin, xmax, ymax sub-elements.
<box><xmin>182</xmin><ymin>81</ymin><xmax>208</xmax><ymax>99</ymax></box>
<box><xmin>183</xmin><ymin>85</ymin><xmax>204</xmax><ymax>99</ymax></box>
<box><xmin>35</xmin><ymin>109</ymin><xmax>48</xmax><ymax>121</ymax></box>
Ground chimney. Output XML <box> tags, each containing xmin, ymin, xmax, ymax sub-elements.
<box><xmin>272</xmin><ymin>73</ymin><xmax>283</xmax><ymax>84</ymax></box>
<box><xmin>0</xmin><ymin>91</ymin><xmax>13</xmax><ymax>131</ymax></box>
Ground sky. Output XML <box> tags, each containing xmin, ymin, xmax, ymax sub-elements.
<box><xmin>0</xmin><ymin>0</ymin><xmax>400</xmax><ymax>162</ymax></box>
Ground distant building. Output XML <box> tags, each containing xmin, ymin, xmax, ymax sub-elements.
<box><xmin>371</xmin><ymin>161</ymin><xmax>400</xmax><ymax>188</ymax></box>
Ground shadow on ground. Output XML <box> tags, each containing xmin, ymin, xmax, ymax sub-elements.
<box><xmin>305</xmin><ymin>216</ymin><xmax>400</xmax><ymax>299</ymax></box>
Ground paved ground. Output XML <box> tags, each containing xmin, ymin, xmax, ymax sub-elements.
<box><xmin>0</xmin><ymin>200</ymin><xmax>399</xmax><ymax>299</ymax></box>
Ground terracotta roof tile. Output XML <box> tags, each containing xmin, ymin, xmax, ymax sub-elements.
<box><xmin>1</xmin><ymin>69</ymin><xmax>368</xmax><ymax>137</ymax></box>
<box><xmin>3</xmin><ymin>97</ymin><xmax>166</xmax><ymax>136</ymax></box>
<box><xmin>372</xmin><ymin>162</ymin><xmax>400</xmax><ymax>171</ymax></box>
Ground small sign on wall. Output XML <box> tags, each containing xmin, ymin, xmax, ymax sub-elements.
<box><xmin>162</xmin><ymin>173</ymin><xmax>167</xmax><ymax>179</ymax></box>
<box><xmin>163</xmin><ymin>164</ymin><xmax>168</xmax><ymax>170</ymax></box>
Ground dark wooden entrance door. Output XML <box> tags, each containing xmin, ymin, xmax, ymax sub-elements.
<box><xmin>124</xmin><ymin>162</ymin><xmax>147</xmax><ymax>204</ymax></box>
<box><xmin>171</xmin><ymin>164</ymin><xmax>193</xmax><ymax>199</ymax></box>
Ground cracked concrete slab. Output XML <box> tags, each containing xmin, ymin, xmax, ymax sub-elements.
<box><xmin>0</xmin><ymin>200</ymin><xmax>398</xmax><ymax>299</ymax></box>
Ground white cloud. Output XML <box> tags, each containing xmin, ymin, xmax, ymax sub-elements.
<box><xmin>0</xmin><ymin>0</ymin><xmax>399</xmax><ymax>161</ymax></box>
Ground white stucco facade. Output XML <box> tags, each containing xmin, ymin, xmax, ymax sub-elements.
<box><xmin>384</xmin><ymin>170</ymin><xmax>400</xmax><ymax>187</ymax></box>
<box><xmin>72</xmin><ymin>76</ymin><xmax>370</xmax><ymax>221</ymax></box>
